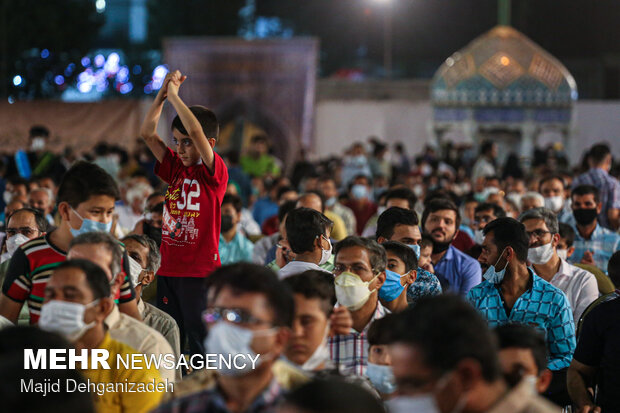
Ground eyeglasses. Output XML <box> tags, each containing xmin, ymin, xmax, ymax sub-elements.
<box><xmin>526</xmin><ymin>229</ymin><xmax>552</xmax><ymax>240</ymax></box>
<box><xmin>202</xmin><ymin>307</ymin><xmax>271</xmax><ymax>327</ymax></box>
<box><xmin>6</xmin><ymin>227</ymin><xmax>38</xmax><ymax>237</ymax></box>
<box><xmin>333</xmin><ymin>263</ymin><xmax>372</xmax><ymax>275</ymax></box>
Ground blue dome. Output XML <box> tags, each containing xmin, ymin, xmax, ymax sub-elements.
<box><xmin>431</xmin><ymin>26</ymin><xmax>577</xmax><ymax>108</ymax></box>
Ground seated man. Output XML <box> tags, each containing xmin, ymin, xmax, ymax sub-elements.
<box><xmin>468</xmin><ymin>217</ymin><xmax>575</xmax><ymax>372</ymax></box>
<box><xmin>495</xmin><ymin>324</ymin><xmax>553</xmax><ymax>394</ymax></box>
<box><xmin>279</xmin><ymin>207</ymin><xmax>333</xmax><ymax>279</ymax></box>
<box><xmin>362</xmin><ymin>187</ymin><xmax>417</xmax><ymax>237</ymax></box>
<box><xmin>282</xmin><ymin>270</ymin><xmax>336</xmax><ymax>372</ymax></box>
<box><xmin>40</xmin><ymin>259</ymin><xmax>163</xmax><ymax>413</ymax></box>
<box><xmin>122</xmin><ymin>234</ymin><xmax>181</xmax><ymax>360</ymax></box>
<box><xmin>319</xmin><ymin>176</ymin><xmax>357</xmax><ymax>237</ymax></box>
<box><xmin>521</xmin><ymin>191</ymin><xmax>545</xmax><ymax>212</ymax></box>
<box><xmin>472</xmin><ymin>202</ymin><xmax>506</xmax><ymax>245</ymax></box>
<box><xmin>68</xmin><ymin>231</ymin><xmax>176</xmax><ymax>382</ymax></box>
<box><xmin>296</xmin><ymin>191</ymin><xmax>347</xmax><ymax>241</ymax></box>
<box><xmin>386</xmin><ymin>295</ymin><xmax>558</xmax><ymax>413</ymax></box>
<box><xmin>219</xmin><ymin>194</ymin><xmax>254</xmax><ymax>265</ymax></box>
<box><xmin>330</xmin><ymin>236</ymin><xmax>387</xmax><ymax>376</ymax></box>
<box><xmin>28</xmin><ymin>187</ymin><xmax>55</xmax><ymax>225</ymax></box>
<box><xmin>154</xmin><ymin>263</ymin><xmax>292</xmax><ymax>413</ymax></box>
<box><xmin>375</xmin><ymin>207</ymin><xmax>441</xmax><ymax>304</ymax></box>
<box><xmin>422</xmin><ymin>199</ymin><xmax>481</xmax><ymax>296</ymax></box>
<box><xmin>366</xmin><ymin>315</ymin><xmax>398</xmax><ymax>398</ymax></box>
<box><xmin>519</xmin><ymin>208</ymin><xmax>598</xmax><ymax>325</ymax></box>
<box><xmin>568</xmin><ymin>185</ymin><xmax>620</xmax><ymax>273</ymax></box>
<box><xmin>557</xmin><ymin>222</ymin><xmax>576</xmax><ymax>261</ymax></box>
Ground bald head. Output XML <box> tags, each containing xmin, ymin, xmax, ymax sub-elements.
<box><xmin>297</xmin><ymin>193</ymin><xmax>324</xmax><ymax>213</ymax></box>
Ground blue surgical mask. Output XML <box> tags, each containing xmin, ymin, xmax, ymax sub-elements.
<box><xmin>378</xmin><ymin>269</ymin><xmax>407</xmax><ymax>302</ymax></box>
<box><xmin>325</xmin><ymin>197</ymin><xmax>337</xmax><ymax>207</ymax></box>
<box><xmin>351</xmin><ymin>184</ymin><xmax>369</xmax><ymax>200</ymax></box>
<box><xmin>367</xmin><ymin>362</ymin><xmax>397</xmax><ymax>394</ymax></box>
<box><xmin>408</xmin><ymin>244</ymin><xmax>420</xmax><ymax>259</ymax></box>
<box><xmin>482</xmin><ymin>248</ymin><xmax>508</xmax><ymax>284</ymax></box>
<box><xmin>70</xmin><ymin>207</ymin><xmax>113</xmax><ymax>237</ymax></box>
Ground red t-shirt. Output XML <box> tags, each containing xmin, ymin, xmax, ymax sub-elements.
<box><xmin>155</xmin><ymin>148</ymin><xmax>228</xmax><ymax>277</ymax></box>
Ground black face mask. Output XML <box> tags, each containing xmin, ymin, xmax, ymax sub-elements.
<box><xmin>221</xmin><ymin>214</ymin><xmax>234</xmax><ymax>233</ymax></box>
<box><xmin>573</xmin><ymin>208</ymin><xmax>598</xmax><ymax>226</ymax></box>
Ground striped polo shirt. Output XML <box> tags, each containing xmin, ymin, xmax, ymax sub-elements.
<box><xmin>2</xmin><ymin>233</ymin><xmax>135</xmax><ymax>324</ymax></box>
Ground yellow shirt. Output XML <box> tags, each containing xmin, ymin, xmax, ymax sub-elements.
<box><xmin>324</xmin><ymin>210</ymin><xmax>348</xmax><ymax>241</ymax></box>
<box><xmin>81</xmin><ymin>332</ymin><xmax>165</xmax><ymax>413</ymax></box>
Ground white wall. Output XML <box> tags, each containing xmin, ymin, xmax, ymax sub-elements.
<box><xmin>314</xmin><ymin>100</ymin><xmax>620</xmax><ymax>165</ymax></box>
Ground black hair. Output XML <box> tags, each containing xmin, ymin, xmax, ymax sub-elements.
<box><xmin>171</xmin><ymin>105</ymin><xmax>219</xmax><ymax>142</ymax></box>
<box><xmin>278</xmin><ymin>200</ymin><xmax>298</xmax><ymax>223</ymax></box>
<box><xmin>222</xmin><ymin>194</ymin><xmax>243</xmax><ymax>213</ymax></box>
<box><xmin>421</xmin><ymin>198</ymin><xmax>461</xmax><ymax>229</ymax></box>
<box><xmin>420</xmin><ymin>235</ymin><xmax>433</xmax><ymax>249</ymax></box>
<box><xmin>376</xmin><ymin>207</ymin><xmax>419</xmax><ymax>241</ymax></box>
<box><xmin>474</xmin><ymin>202</ymin><xmax>506</xmax><ymax>219</ymax></box>
<box><xmin>382</xmin><ymin>241</ymin><xmax>418</xmax><ymax>272</ymax></box>
<box><xmin>53</xmin><ymin>259</ymin><xmax>111</xmax><ymax>299</ymax></box>
<box><xmin>277</xmin><ymin>185</ymin><xmax>297</xmax><ymax>202</ymax></box>
<box><xmin>7</xmin><ymin>175</ymin><xmax>28</xmax><ymax>188</ymax></box>
<box><xmin>495</xmin><ymin>324</ymin><xmax>548</xmax><ymax>374</ymax></box>
<box><xmin>147</xmin><ymin>192</ymin><xmax>165</xmax><ymax>203</ymax></box>
<box><xmin>0</xmin><ymin>327</ymin><xmax>95</xmax><ymax>413</ymax></box>
<box><xmin>56</xmin><ymin>161</ymin><xmax>120</xmax><ymax>208</ymax></box>
<box><xmin>283</xmin><ymin>270</ymin><xmax>336</xmax><ymax>317</ymax></box>
<box><xmin>250</xmin><ymin>134</ymin><xmax>268</xmax><ymax>144</ymax></box>
<box><xmin>480</xmin><ymin>140</ymin><xmax>495</xmax><ymax>156</ymax></box>
<box><xmin>7</xmin><ymin>207</ymin><xmax>48</xmax><ymax>233</ymax></box>
<box><xmin>588</xmin><ymin>143</ymin><xmax>611</xmax><ymax>166</ymax></box>
<box><xmin>571</xmin><ymin>185</ymin><xmax>600</xmax><ymax>204</ymax></box>
<box><xmin>558</xmin><ymin>223</ymin><xmax>575</xmax><ymax>248</ymax></box>
<box><xmin>608</xmin><ymin>250</ymin><xmax>620</xmax><ymax>288</ymax></box>
<box><xmin>282</xmin><ymin>378</ymin><xmax>385</xmax><ymax>413</ymax></box>
<box><xmin>482</xmin><ymin>218</ymin><xmax>529</xmax><ymax>262</ymax></box>
<box><xmin>385</xmin><ymin>187</ymin><xmax>417</xmax><ymax>209</ymax></box>
<box><xmin>539</xmin><ymin>175</ymin><xmax>565</xmax><ymax>190</ymax></box>
<box><xmin>390</xmin><ymin>295</ymin><xmax>502</xmax><ymax>382</ymax></box>
<box><xmin>29</xmin><ymin>125</ymin><xmax>50</xmax><ymax>138</ymax></box>
<box><xmin>286</xmin><ymin>208</ymin><xmax>333</xmax><ymax>254</ymax></box>
<box><xmin>334</xmin><ymin>236</ymin><xmax>386</xmax><ymax>273</ymax></box>
<box><xmin>205</xmin><ymin>263</ymin><xmax>294</xmax><ymax>327</ymax></box>
<box><xmin>367</xmin><ymin>313</ymin><xmax>398</xmax><ymax>346</ymax></box>
<box><xmin>148</xmin><ymin>201</ymin><xmax>164</xmax><ymax>214</ymax></box>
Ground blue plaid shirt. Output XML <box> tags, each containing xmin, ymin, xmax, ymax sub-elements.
<box><xmin>467</xmin><ymin>270</ymin><xmax>576</xmax><ymax>371</ymax></box>
<box><xmin>573</xmin><ymin>168</ymin><xmax>620</xmax><ymax>230</ymax></box>
<box><xmin>407</xmin><ymin>268</ymin><xmax>442</xmax><ymax>304</ymax></box>
<box><xmin>568</xmin><ymin>223</ymin><xmax>620</xmax><ymax>273</ymax></box>
<box><xmin>152</xmin><ymin>378</ymin><xmax>284</xmax><ymax>413</ymax></box>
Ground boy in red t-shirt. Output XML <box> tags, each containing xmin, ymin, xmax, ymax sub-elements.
<box><xmin>140</xmin><ymin>70</ymin><xmax>228</xmax><ymax>355</ymax></box>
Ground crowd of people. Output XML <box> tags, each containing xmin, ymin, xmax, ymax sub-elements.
<box><xmin>0</xmin><ymin>70</ymin><xmax>619</xmax><ymax>413</ymax></box>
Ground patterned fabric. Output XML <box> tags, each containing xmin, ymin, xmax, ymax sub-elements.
<box><xmin>331</xmin><ymin>202</ymin><xmax>357</xmax><ymax>237</ymax></box>
<box><xmin>407</xmin><ymin>268</ymin><xmax>443</xmax><ymax>304</ymax></box>
<box><xmin>572</xmin><ymin>167</ymin><xmax>620</xmax><ymax>230</ymax></box>
<box><xmin>568</xmin><ymin>223</ymin><xmax>620</xmax><ymax>273</ymax></box>
<box><xmin>328</xmin><ymin>302</ymin><xmax>388</xmax><ymax>376</ymax></box>
<box><xmin>219</xmin><ymin>232</ymin><xmax>254</xmax><ymax>265</ymax></box>
<box><xmin>152</xmin><ymin>377</ymin><xmax>284</xmax><ymax>413</ymax></box>
<box><xmin>467</xmin><ymin>270</ymin><xmax>576</xmax><ymax>371</ymax></box>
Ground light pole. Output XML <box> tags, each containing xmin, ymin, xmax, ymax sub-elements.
<box><xmin>372</xmin><ymin>0</ymin><xmax>393</xmax><ymax>79</ymax></box>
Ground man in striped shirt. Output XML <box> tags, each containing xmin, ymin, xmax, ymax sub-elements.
<box><xmin>0</xmin><ymin>161</ymin><xmax>140</xmax><ymax>324</ymax></box>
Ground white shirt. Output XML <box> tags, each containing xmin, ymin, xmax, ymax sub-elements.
<box><xmin>116</xmin><ymin>204</ymin><xmax>143</xmax><ymax>235</ymax></box>
<box><xmin>105</xmin><ymin>305</ymin><xmax>178</xmax><ymax>382</ymax></box>
<box><xmin>279</xmin><ymin>260</ymin><xmax>329</xmax><ymax>280</ymax></box>
<box><xmin>472</xmin><ymin>157</ymin><xmax>496</xmax><ymax>181</ymax></box>
<box><xmin>550</xmin><ymin>259</ymin><xmax>599</xmax><ymax>325</ymax></box>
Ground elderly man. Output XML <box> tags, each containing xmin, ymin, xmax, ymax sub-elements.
<box><xmin>521</xmin><ymin>191</ymin><xmax>545</xmax><ymax>212</ymax></box>
<box><xmin>122</xmin><ymin>234</ymin><xmax>181</xmax><ymax>360</ymax></box>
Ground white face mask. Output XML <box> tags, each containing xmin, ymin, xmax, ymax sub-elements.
<box><xmin>556</xmin><ymin>248</ymin><xmax>568</xmax><ymax>260</ymax></box>
<box><xmin>544</xmin><ymin>196</ymin><xmax>564</xmax><ymax>213</ymax></box>
<box><xmin>528</xmin><ymin>241</ymin><xmax>555</xmax><ymax>265</ymax></box>
<box><xmin>299</xmin><ymin>325</ymin><xmax>330</xmax><ymax>371</ymax></box>
<box><xmin>482</xmin><ymin>248</ymin><xmax>509</xmax><ymax>284</ymax></box>
<box><xmin>334</xmin><ymin>271</ymin><xmax>379</xmax><ymax>311</ymax></box>
<box><xmin>474</xmin><ymin>229</ymin><xmax>485</xmax><ymax>245</ymax></box>
<box><xmin>31</xmin><ymin>137</ymin><xmax>46</xmax><ymax>151</ymax></box>
<box><xmin>318</xmin><ymin>235</ymin><xmax>332</xmax><ymax>266</ymax></box>
<box><xmin>127</xmin><ymin>256</ymin><xmax>144</xmax><ymax>288</ymax></box>
<box><xmin>6</xmin><ymin>233</ymin><xmax>31</xmax><ymax>256</ymax></box>
<box><xmin>203</xmin><ymin>321</ymin><xmax>276</xmax><ymax>377</ymax></box>
<box><xmin>39</xmin><ymin>299</ymin><xmax>100</xmax><ymax>341</ymax></box>
<box><xmin>3</xmin><ymin>190</ymin><xmax>12</xmax><ymax>205</ymax></box>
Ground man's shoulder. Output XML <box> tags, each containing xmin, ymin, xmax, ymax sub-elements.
<box><xmin>451</xmin><ymin>246</ymin><xmax>481</xmax><ymax>268</ymax></box>
<box><xmin>117</xmin><ymin>312</ymin><xmax>172</xmax><ymax>349</ymax></box>
<box><xmin>468</xmin><ymin>280</ymin><xmax>493</xmax><ymax>296</ymax></box>
<box><xmin>144</xmin><ymin>302</ymin><xmax>179</xmax><ymax>329</ymax></box>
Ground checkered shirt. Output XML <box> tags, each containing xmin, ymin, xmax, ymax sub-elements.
<box><xmin>407</xmin><ymin>268</ymin><xmax>443</xmax><ymax>304</ymax></box>
<box><xmin>467</xmin><ymin>269</ymin><xmax>576</xmax><ymax>371</ymax></box>
<box><xmin>568</xmin><ymin>223</ymin><xmax>620</xmax><ymax>273</ymax></box>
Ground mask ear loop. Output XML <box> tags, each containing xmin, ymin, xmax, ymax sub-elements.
<box><xmin>494</xmin><ymin>247</ymin><xmax>509</xmax><ymax>272</ymax></box>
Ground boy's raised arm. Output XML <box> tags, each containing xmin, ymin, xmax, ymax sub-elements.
<box><xmin>166</xmin><ymin>71</ymin><xmax>216</xmax><ymax>174</ymax></box>
<box><xmin>139</xmin><ymin>74</ymin><xmax>172</xmax><ymax>163</ymax></box>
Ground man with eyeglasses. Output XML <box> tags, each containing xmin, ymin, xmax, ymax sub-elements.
<box><xmin>329</xmin><ymin>236</ymin><xmax>387</xmax><ymax>376</ymax></box>
<box><xmin>153</xmin><ymin>263</ymin><xmax>293</xmax><ymax>413</ymax></box>
<box><xmin>1</xmin><ymin>208</ymin><xmax>47</xmax><ymax>266</ymax></box>
<box><xmin>519</xmin><ymin>208</ymin><xmax>598</xmax><ymax>326</ymax></box>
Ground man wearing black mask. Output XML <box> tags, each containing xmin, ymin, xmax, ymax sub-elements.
<box><xmin>422</xmin><ymin>199</ymin><xmax>481</xmax><ymax>296</ymax></box>
<box><xmin>568</xmin><ymin>185</ymin><xmax>620</xmax><ymax>273</ymax></box>
<box><xmin>218</xmin><ymin>194</ymin><xmax>254</xmax><ymax>265</ymax></box>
